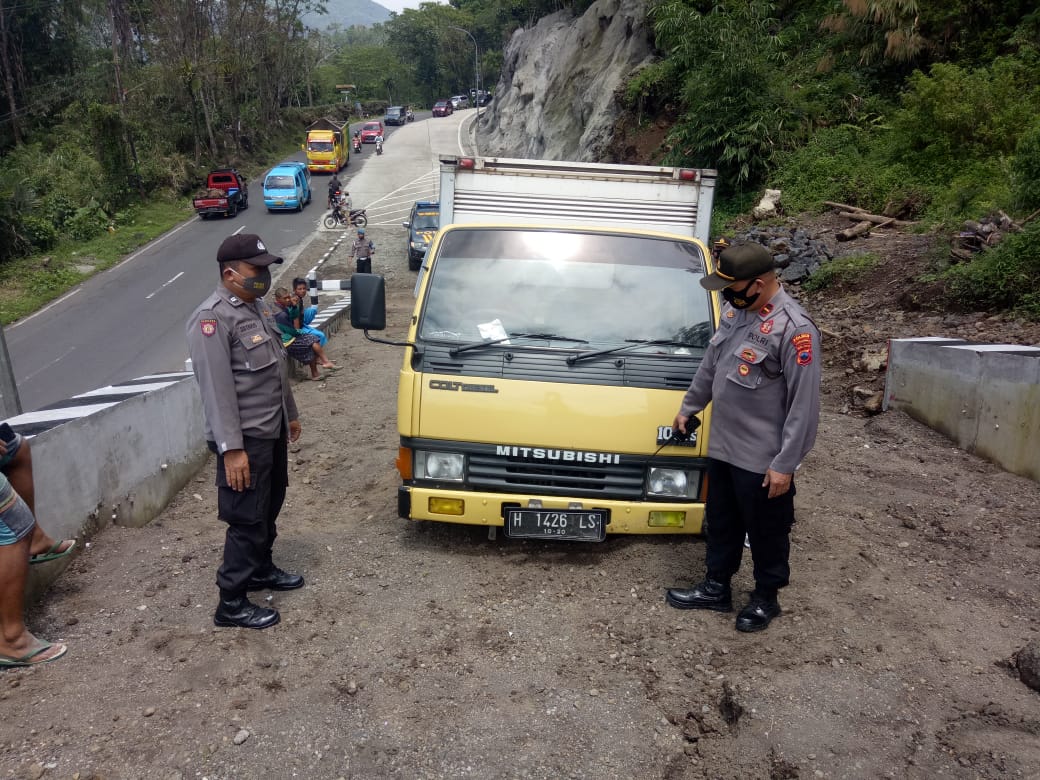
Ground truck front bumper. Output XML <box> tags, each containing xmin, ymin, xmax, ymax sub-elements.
<box><xmin>397</xmin><ymin>486</ymin><xmax>703</xmax><ymax>535</ymax></box>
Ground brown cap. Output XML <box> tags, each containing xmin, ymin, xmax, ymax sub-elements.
<box><xmin>700</xmin><ymin>243</ymin><xmax>774</xmax><ymax>291</ymax></box>
<box><xmin>216</xmin><ymin>234</ymin><xmax>283</xmax><ymax>266</ymax></box>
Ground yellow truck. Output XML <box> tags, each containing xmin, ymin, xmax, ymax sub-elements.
<box><xmin>351</xmin><ymin>155</ymin><xmax>720</xmax><ymax>541</ymax></box>
<box><xmin>302</xmin><ymin>118</ymin><xmax>347</xmax><ymax>173</ymax></box>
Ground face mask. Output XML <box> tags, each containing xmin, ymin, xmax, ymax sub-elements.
<box><xmin>230</xmin><ymin>267</ymin><xmax>272</xmax><ymax>296</ymax></box>
<box><xmin>722</xmin><ymin>280</ymin><xmax>760</xmax><ymax>309</ymax></box>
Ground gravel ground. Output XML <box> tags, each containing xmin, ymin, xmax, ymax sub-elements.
<box><xmin>1</xmin><ymin>217</ymin><xmax>1038</xmax><ymax>780</ymax></box>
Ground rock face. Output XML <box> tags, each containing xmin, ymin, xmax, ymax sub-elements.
<box><xmin>477</xmin><ymin>0</ymin><xmax>653</xmax><ymax>162</ymax></box>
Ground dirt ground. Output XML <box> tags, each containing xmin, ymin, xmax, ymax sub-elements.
<box><xmin>2</xmin><ymin>217</ymin><xmax>1039</xmax><ymax>780</ymax></box>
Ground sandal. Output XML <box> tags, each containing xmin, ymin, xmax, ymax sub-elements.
<box><xmin>0</xmin><ymin>642</ymin><xmax>68</xmax><ymax>668</ymax></box>
<box><xmin>29</xmin><ymin>539</ymin><xmax>76</xmax><ymax>565</ymax></box>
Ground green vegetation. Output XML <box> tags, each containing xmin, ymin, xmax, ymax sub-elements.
<box><xmin>802</xmin><ymin>253</ymin><xmax>881</xmax><ymax>293</ymax></box>
<box><xmin>639</xmin><ymin>0</ymin><xmax>1040</xmax><ymax>317</ymax></box>
<box><xmin>941</xmin><ymin>223</ymin><xmax>1040</xmax><ymax>319</ymax></box>
<box><xmin>3</xmin><ymin>0</ymin><xmax>1040</xmax><ymax>318</ymax></box>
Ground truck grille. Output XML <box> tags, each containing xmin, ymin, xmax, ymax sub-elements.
<box><xmin>468</xmin><ymin>452</ymin><xmax>644</xmax><ymax>499</ymax></box>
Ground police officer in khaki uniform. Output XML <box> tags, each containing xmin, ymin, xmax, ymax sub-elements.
<box><xmin>187</xmin><ymin>234</ymin><xmax>304</xmax><ymax>630</ymax></box>
<box><xmin>666</xmin><ymin>243</ymin><xmax>821</xmax><ymax>632</ymax></box>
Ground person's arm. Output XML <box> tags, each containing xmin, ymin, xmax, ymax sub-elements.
<box><xmin>769</xmin><ymin>323</ymin><xmax>822</xmax><ymax>476</ymax></box>
<box><xmin>186</xmin><ymin>310</ymin><xmax>243</xmax><ymax>454</ymax></box>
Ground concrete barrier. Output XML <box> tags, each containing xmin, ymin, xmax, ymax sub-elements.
<box><xmin>12</xmin><ymin>298</ymin><xmax>352</xmax><ymax>601</ymax></box>
<box><xmin>884</xmin><ymin>338</ymin><xmax>1040</xmax><ymax>482</ymax></box>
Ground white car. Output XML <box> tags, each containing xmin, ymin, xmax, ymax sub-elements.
<box><xmin>450</xmin><ymin>95</ymin><xmax>470</xmax><ymax>109</ymax></box>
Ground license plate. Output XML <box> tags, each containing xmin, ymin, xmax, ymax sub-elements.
<box><xmin>505</xmin><ymin>509</ymin><xmax>605</xmax><ymax>542</ymax></box>
<box><xmin>275</xmin><ymin>200</ymin><xmax>285</xmax><ymax>205</ymax></box>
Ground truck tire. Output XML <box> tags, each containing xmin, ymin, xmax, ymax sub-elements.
<box><xmin>408</xmin><ymin>253</ymin><xmax>421</xmax><ymax>271</ymax></box>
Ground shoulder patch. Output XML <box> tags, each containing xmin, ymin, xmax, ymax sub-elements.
<box><xmin>792</xmin><ymin>332</ymin><xmax>814</xmax><ymax>366</ymax></box>
<box><xmin>200</xmin><ymin>319</ymin><xmax>217</xmax><ymax>337</ymax></box>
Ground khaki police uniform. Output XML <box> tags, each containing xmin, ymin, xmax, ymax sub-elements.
<box><xmin>679</xmin><ymin>286</ymin><xmax>821</xmax><ymax>597</ymax></box>
<box><xmin>187</xmin><ymin>286</ymin><xmax>299</xmax><ymax>598</ymax></box>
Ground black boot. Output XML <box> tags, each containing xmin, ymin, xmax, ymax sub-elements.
<box><xmin>246</xmin><ymin>565</ymin><xmax>304</xmax><ymax>592</ymax></box>
<box><xmin>665</xmin><ymin>578</ymin><xmax>733</xmax><ymax>612</ymax></box>
<box><xmin>214</xmin><ymin>594</ymin><xmax>281</xmax><ymax>629</ymax></box>
<box><xmin>735</xmin><ymin>594</ymin><xmax>781</xmax><ymax>632</ymax></box>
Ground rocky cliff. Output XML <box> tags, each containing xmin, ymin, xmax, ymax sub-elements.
<box><xmin>476</xmin><ymin>0</ymin><xmax>653</xmax><ymax>162</ymax></box>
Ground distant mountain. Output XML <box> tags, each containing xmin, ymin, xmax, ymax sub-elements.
<box><xmin>302</xmin><ymin>0</ymin><xmax>392</xmax><ymax>29</ymax></box>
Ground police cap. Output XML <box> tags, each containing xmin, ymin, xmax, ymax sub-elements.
<box><xmin>700</xmin><ymin>242</ymin><xmax>774</xmax><ymax>291</ymax></box>
<box><xmin>216</xmin><ymin>233</ymin><xmax>283</xmax><ymax>266</ymax></box>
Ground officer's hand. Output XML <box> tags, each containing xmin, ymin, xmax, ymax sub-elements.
<box><xmin>289</xmin><ymin>419</ymin><xmax>302</xmax><ymax>442</ymax></box>
<box><xmin>672</xmin><ymin>413</ymin><xmax>690</xmax><ymax>435</ymax></box>
<box><xmin>762</xmin><ymin>469</ymin><xmax>792</xmax><ymax>499</ymax></box>
<box><xmin>223</xmin><ymin>449</ymin><xmax>250</xmax><ymax>492</ymax></box>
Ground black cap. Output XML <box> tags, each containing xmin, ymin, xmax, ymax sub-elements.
<box><xmin>700</xmin><ymin>243</ymin><xmax>774</xmax><ymax>291</ymax></box>
<box><xmin>216</xmin><ymin>234</ymin><xmax>283</xmax><ymax>266</ymax></box>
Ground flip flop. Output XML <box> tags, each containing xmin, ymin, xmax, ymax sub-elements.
<box><xmin>0</xmin><ymin>642</ymin><xmax>68</xmax><ymax>668</ymax></box>
<box><xmin>29</xmin><ymin>539</ymin><xmax>76</xmax><ymax>565</ymax></box>
<box><xmin>322</xmin><ymin>365</ymin><xmax>341</xmax><ymax>372</ymax></box>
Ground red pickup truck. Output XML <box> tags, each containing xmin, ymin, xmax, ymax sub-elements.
<box><xmin>192</xmin><ymin>169</ymin><xmax>249</xmax><ymax>219</ymax></box>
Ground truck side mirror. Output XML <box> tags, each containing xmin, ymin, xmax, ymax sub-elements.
<box><xmin>350</xmin><ymin>274</ymin><xmax>386</xmax><ymax>331</ymax></box>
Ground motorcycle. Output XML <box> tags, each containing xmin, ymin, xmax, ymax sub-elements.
<box><xmin>324</xmin><ymin>203</ymin><xmax>367</xmax><ymax>229</ymax></box>
<box><xmin>375</xmin><ymin>136</ymin><xmax>383</xmax><ymax>155</ymax></box>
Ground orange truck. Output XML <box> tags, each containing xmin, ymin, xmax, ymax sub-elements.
<box><xmin>302</xmin><ymin>118</ymin><xmax>348</xmax><ymax>173</ymax></box>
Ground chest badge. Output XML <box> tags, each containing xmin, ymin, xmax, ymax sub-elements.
<box><xmin>200</xmin><ymin>319</ymin><xmax>217</xmax><ymax>337</ymax></box>
<box><xmin>251</xmin><ymin>334</ymin><xmax>264</xmax><ymax>344</ymax></box>
<box><xmin>741</xmin><ymin>347</ymin><xmax>757</xmax><ymax>362</ymax></box>
<box><xmin>738</xmin><ymin>363</ymin><xmax>751</xmax><ymax>376</ymax></box>
<box><xmin>725</xmin><ymin>310</ymin><xmax>735</xmax><ymax>319</ymax></box>
<box><xmin>759</xmin><ymin>303</ymin><xmax>774</xmax><ymax>318</ymax></box>
<box><xmin>760</xmin><ymin>319</ymin><xmax>774</xmax><ymax>334</ymax></box>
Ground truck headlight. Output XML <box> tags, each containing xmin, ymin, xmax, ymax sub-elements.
<box><xmin>415</xmin><ymin>451</ymin><xmax>464</xmax><ymax>481</ymax></box>
<box><xmin>647</xmin><ymin>467</ymin><xmax>695</xmax><ymax>498</ymax></box>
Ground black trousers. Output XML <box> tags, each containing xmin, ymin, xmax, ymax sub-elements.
<box><xmin>703</xmin><ymin>457</ymin><xmax>796</xmax><ymax>599</ymax></box>
<box><xmin>356</xmin><ymin>255</ymin><xmax>372</xmax><ymax>274</ymax></box>
<box><xmin>208</xmin><ymin>431</ymin><xmax>288</xmax><ymax>597</ymax></box>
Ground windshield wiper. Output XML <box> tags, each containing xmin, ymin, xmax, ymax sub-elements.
<box><xmin>448</xmin><ymin>332</ymin><xmax>589</xmax><ymax>357</ymax></box>
<box><xmin>566</xmin><ymin>339</ymin><xmax>690</xmax><ymax>366</ymax></box>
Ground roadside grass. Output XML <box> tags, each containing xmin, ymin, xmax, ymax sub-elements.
<box><xmin>0</xmin><ymin>197</ymin><xmax>192</xmax><ymax>325</ymax></box>
<box><xmin>0</xmin><ymin>137</ymin><xmax>313</xmax><ymax>327</ymax></box>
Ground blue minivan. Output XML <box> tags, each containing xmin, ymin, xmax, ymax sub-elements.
<box><xmin>263</xmin><ymin>162</ymin><xmax>312</xmax><ymax>212</ymax></box>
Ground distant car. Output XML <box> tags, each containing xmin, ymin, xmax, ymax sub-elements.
<box><xmin>360</xmin><ymin>121</ymin><xmax>384</xmax><ymax>143</ymax></box>
<box><xmin>403</xmin><ymin>200</ymin><xmax>440</xmax><ymax>271</ymax></box>
<box><xmin>384</xmin><ymin>106</ymin><xmax>406</xmax><ymax>126</ymax></box>
<box><xmin>450</xmin><ymin>95</ymin><xmax>470</xmax><ymax>109</ymax></box>
<box><xmin>476</xmin><ymin>91</ymin><xmax>492</xmax><ymax>106</ymax></box>
<box><xmin>263</xmin><ymin>161</ymin><xmax>312</xmax><ymax>212</ymax></box>
<box><xmin>432</xmin><ymin>100</ymin><xmax>453</xmax><ymax>117</ymax></box>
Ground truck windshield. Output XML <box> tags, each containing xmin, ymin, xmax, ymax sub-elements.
<box><xmin>308</xmin><ymin>141</ymin><xmax>333</xmax><ymax>152</ymax></box>
<box><xmin>418</xmin><ymin>228</ymin><xmax>714</xmax><ymax>353</ymax></box>
<box><xmin>265</xmin><ymin>175</ymin><xmax>294</xmax><ymax>189</ymax></box>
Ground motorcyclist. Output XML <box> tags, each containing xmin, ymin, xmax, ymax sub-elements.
<box><xmin>375</xmin><ymin>135</ymin><xmax>384</xmax><ymax>155</ymax></box>
<box><xmin>327</xmin><ymin>174</ymin><xmax>342</xmax><ymax>208</ymax></box>
<box><xmin>352</xmin><ymin>131</ymin><xmax>362</xmax><ymax>153</ymax></box>
<box><xmin>331</xmin><ymin>190</ymin><xmax>351</xmax><ymax>222</ymax></box>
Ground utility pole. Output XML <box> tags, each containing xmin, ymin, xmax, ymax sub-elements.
<box><xmin>0</xmin><ymin>326</ymin><xmax>22</xmax><ymax>418</ymax></box>
<box><xmin>449</xmin><ymin>27</ymin><xmax>481</xmax><ymax>148</ymax></box>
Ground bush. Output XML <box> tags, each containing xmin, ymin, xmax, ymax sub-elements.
<box><xmin>66</xmin><ymin>201</ymin><xmax>111</xmax><ymax>241</ymax></box>
<box><xmin>1012</xmin><ymin>122</ymin><xmax>1040</xmax><ymax>213</ymax></box>
<box><xmin>21</xmin><ymin>216</ymin><xmax>59</xmax><ymax>250</ymax></box>
<box><xmin>941</xmin><ymin>222</ymin><xmax>1040</xmax><ymax>318</ymax></box>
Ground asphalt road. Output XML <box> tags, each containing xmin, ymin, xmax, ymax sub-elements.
<box><xmin>5</xmin><ymin>110</ymin><xmax>476</xmax><ymax>412</ymax></box>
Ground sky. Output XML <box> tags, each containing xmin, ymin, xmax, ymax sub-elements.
<box><xmin>377</xmin><ymin>0</ymin><xmax>434</xmax><ymax>13</ymax></box>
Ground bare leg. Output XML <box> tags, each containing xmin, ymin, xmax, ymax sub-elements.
<box><xmin>311</xmin><ymin>343</ymin><xmax>336</xmax><ymax>369</ymax></box>
<box><xmin>308</xmin><ymin>358</ymin><xmax>321</xmax><ymax>379</ymax></box>
<box><xmin>5</xmin><ymin>442</ymin><xmax>73</xmax><ymax>558</ymax></box>
<box><xmin>0</xmin><ymin>533</ymin><xmax>52</xmax><ymax>659</ymax></box>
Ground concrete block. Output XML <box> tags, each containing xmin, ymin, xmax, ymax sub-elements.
<box><xmin>974</xmin><ymin>349</ymin><xmax>1040</xmax><ymax>482</ymax></box>
<box><xmin>884</xmin><ymin>338</ymin><xmax>978</xmax><ymax>444</ymax></box>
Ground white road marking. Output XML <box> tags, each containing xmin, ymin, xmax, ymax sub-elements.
<box><xmin>232</xmin><ymin>225</ymin><xmax>246</xmax><ymax>235</ymax></box>
<box><xmin>145</xmin><ymin>271</ymin><xmax>185</xmax><ymax>300</ymax></box>
<box><xmin>20</xmin><ymin>345</ymin><xmax>76</xmax><ymax>382</ymax></box>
